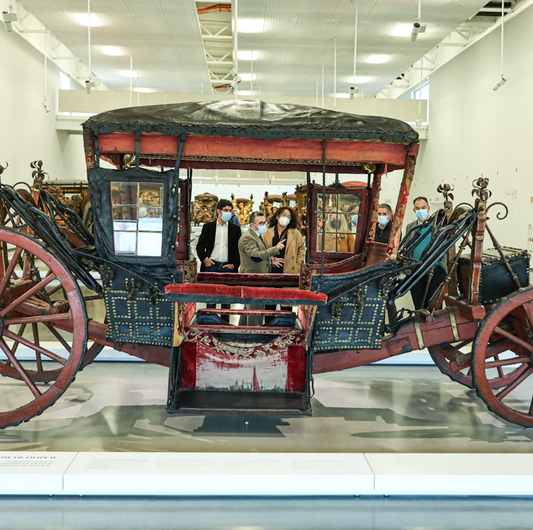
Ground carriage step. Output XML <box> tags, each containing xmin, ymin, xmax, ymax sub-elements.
<box><xmin>168</xmin><ymin>390</ymin><xmax>310</xmax><ymax>416</ymax></box>
<box><xmin>198</xmin><ymin>309</ymin><xmax>296</xmax><ymax>316</ymax></box>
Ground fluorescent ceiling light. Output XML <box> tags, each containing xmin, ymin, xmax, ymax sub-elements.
<box><xmin>118</xmin><ymin>70</ymin><xmax>139</xmax><ymax>78</ymax></box>
<box><xmin>346</xmin><ymin>76</ymin><xmax>372</xmax><ymax>84</ymax></box>
<box><xmin>336</xmin><ymin>93</ymin><xmax>351</xmax><ymax>99</ymax></box>
<box><xmin>238</xmin><ymin>19</ymin><xmax>264</xmax><ymax>33</ymax></box>
<box><xmin>239</xmin><ymin>73</ymin><xmax>256</xmax><ymax>81</ymax></box>
<box><xmin>73</xmin><ymin>13</ymin><xmax>103</xmax><ymax>27</ymax></box>
<box><xmin>366</xmin><ymin>54</ymin><xmax>389</xmax><ymax>64</ymax></box>
<box><xmin>392</xmin><ymin>24</ymin><xmax>413</xmax><ymax>37</ymax></box>
<box><xmin>101</xmin><ymin>46</ymin><xmax>124</xmax><ymax>56</ymax></box>
<box><xmin>237</xmin><ymin>90</ymin><xmax>253</xmax><ymax>96</ymax></box>
<box><xmin>238</xmin><ymin>50</ymin><xmax>260</xmax><ymax>61</ymax></box>
<box><xmin>135</xmin><ymin>87</ymin><xmax>153</xmax><ymax>93</ymax></box>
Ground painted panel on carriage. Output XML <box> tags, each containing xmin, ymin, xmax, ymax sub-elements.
<box><xmin>195</xmin><ymin>348</ymin><xmax>289</xmax><ymax>393</ymax></box>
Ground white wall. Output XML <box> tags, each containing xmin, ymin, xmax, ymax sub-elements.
<box><xmin>411</xmin><ymin>4</ymin><xmax>533</xmax><ymax>248</ymax></box>
<box><xmin>0</xmin><ymin>29</ymin><xmax>85</xmax><ymax>185</ymax></box>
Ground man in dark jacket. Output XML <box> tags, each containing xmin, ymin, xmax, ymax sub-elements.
<box><xmin>196</xmin><ymin>198</ymin><xmax>241</xmax><ymax>319</ymax></box>
<box><xmin>375</xmin><ymin>203</ymin><xmax>393</xmax><ymax>244</ymax></box>
<box><xmin>404</xmin><ymin>196</ymin><xmax>447</xmax><ymax>310</ymax></box>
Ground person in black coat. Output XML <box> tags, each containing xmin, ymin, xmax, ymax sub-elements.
<box><xmin>196</xmin><ymin>198</ymin><xmax>241</xmax><ymax>319</ymax></box>
<box><xmin>375</xmin><ymin>203</ymin><xmax>393</xmax><ymax>244</ymax></box>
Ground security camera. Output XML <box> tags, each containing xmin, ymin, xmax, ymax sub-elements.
<box><xmin>2</xmin><ymin>9</ymin><xmax>18</xmax><ymax>32</ymax></box>
<box><xmin>233</xmin><ymin>74</ymin><xmax>242</xmax><ymax>84</ymax></box>
<box><xmin>493</xmin><ymin>77</ymin><xmax>507</xmax><ymax>91</ymax></box>
<box><xmin>85</xmin><ymin>79</ymin><xmax>96</xmax><ymax>94</ymax></box>
<box><xmin>349</xmin><ymin>86</ymin><xmax>359</xmax><ymax>99</ymax></box>
<box><xmin>411</xmin><ymin>21</ymin><xmax>426</xmax><ymax>41</ymax></box>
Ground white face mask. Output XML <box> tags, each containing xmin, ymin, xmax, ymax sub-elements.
<box><xmin>278</xmin><ymin>216</ymin><xmax>290</xmax><ymax>227</ymax></box>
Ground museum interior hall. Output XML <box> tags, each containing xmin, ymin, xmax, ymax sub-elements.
<box><xmin>2</xmin><ymin>0</ymin><xmax>533</xmax><ymax>528</ymax></box>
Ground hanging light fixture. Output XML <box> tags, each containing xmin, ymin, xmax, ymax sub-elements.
<box><xmin>493</xmin><ymin>0</ymin><xmax>507</xmax><ymax>91</ymax></box>
<box><xmin>411</xmin><ymin>0</ymin><xmax>427</xmax><ymax>42</ymax></box>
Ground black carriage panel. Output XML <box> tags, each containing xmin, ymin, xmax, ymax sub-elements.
<box><xmin>458</xmin><ymin>247</ymin><xmax>530</xmax><ymax>305</ymax></box>
<box><xmin>88</xmin><ymin>166</ymin><xmax>183</xmax><ymax>347</ymax></box>
<box><xmin>310</xmin><ymin>261</ymin><xmax>397</xmax><ymax>352</ymax></box>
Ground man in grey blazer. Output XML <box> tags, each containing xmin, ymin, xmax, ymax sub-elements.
<box><xmin>238</xmin><ymin>211</ymin><xmax>285</xmax><ymax>324</ymax></box>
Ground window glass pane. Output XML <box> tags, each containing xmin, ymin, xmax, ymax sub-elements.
<box><xmin>138</xmin><ymin>207</ymin><xmax>163</xmax><ymax>231</ymax></box>
<box><xmin>114</xmin><ymin>231</ymin><xmax>136</xmax><ymax>255</ymax></box>
<box><xmin>110</xmin><ymin>181</ymin><xmax>165</xmax><ymax>257</ymax></box>
<box><xmin>314</xmin><ymin>191</ymin><xmax>360</xmax><ymax>253</ymax></box>
<box><xmin>113</xmin><ymin>220</ymin><xmax>136</xmax><ymax>231</ymax></box>
<box><xmin>138</xmin><ymin>232</ymin><xmax>163</xmax><ymax>257</ymax></box>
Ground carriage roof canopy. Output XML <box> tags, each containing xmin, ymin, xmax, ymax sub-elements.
<box><xmin>83</xmin><ymin>100</ymin><xmax>419</xmax><ymax>144</ymax></box>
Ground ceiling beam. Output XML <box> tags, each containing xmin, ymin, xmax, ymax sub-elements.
<box><xmin>5</xmin><ymin>1</ymin><xmax>108</xmax><ymax>90</ymax></box>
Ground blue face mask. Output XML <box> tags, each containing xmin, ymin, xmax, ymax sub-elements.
<box><xmin>377</xmin><ymin>215</ymin><xmax>389</xmax><ymax>226</ymax></box>
<box><xmin>256</xmin><ymin>224</ymin><xmax>268</xmax><ymax>236</ymax></box>
<box><xmin>351</xmin><ymin>214</ymin><xmax>359</xmax><ymax>224</ymax></box>
<box><xmin>415</xmin><ymin>209</ymin><xmax>428</xmax><ymax>221</ymax></box>
<box><xmin>220</xmin><ymin>211</ymin><xmax>233</xmax><ymax>222</ymax></box>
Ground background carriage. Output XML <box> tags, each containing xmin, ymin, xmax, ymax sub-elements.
<box><xmin>0</xmin><ymin>100</ymin><xmax>531</xmax><ymax>429</ymax></box>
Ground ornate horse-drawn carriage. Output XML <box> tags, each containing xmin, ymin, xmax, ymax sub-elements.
<box><xmin>0</xmin><ymin>100</ymin><xmax>532</xmax><ymax>428</ymax></box>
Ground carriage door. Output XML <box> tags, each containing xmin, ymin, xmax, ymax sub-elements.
<box><xmin>88</xmin><ymin>166</ymin><xmax>187</xmax><ymax>348</ymax></box>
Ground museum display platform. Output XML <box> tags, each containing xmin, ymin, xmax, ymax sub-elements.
<box><xmin>2</xmin><ymin>364</ymin><xmax>533</xmax><ymax>497</ymax></box>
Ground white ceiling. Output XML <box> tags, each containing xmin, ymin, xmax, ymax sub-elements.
<box><xmin>18</xmin><ymin>0</ymin><xmax>490</xmax><ymax>97</ymax></box>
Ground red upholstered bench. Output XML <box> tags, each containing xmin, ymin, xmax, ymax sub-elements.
<box><xmin>165</xmin><ymin>283</ymin><xmax>327</xmax><ymax>306</ymax></box>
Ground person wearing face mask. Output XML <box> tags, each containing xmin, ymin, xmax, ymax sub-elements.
<box><xmin>374</xmin><ymin>203</ymin><xmax>393</xmax><ymax>244</ymax></box>
<box><xmin>347</xmin><ymin>204</ymin><xmax>360</xmax><ymax>234</ymax></box>
<box><xmin>404</xmin><ymin>196</ymin><xmax>447</xmax><ymax>309</ymax></box>
<box><xmin>263</xmin><ymin>206</ymin><xmax>305</xmax><ymax>275</ymax></box>
<box><xmin>263</xmin><ymin>206</ymin><xmax>305</xmax><ymax>318</ymax></box>
<box><xmin>196</xmin><ymin>198</ymin><xmax>242</xmax><ymax>320</ymax></box>
<box><xmin>238</xmin><ymin>211</ymin><xmax>286</xmax><ymax>325</ymax></box>
<box><xmin>318</xmin><ymin>214</ymin><xmax>355</xmax><ymax>253</ymax></box>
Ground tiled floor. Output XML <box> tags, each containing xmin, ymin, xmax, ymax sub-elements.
<box><xmin>1</xmin><ymin>363</ymin><xmax>533</xmax><ymax>453</ymax></box>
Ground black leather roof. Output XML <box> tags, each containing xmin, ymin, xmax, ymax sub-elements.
<box><xmin>83</xmin><ymin>99</ymin><xmax>418</xmax><ymax>143</ymax></box>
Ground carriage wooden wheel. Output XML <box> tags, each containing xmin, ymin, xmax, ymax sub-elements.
<box><xmin>428</xmin><ymin>339</ymin><xmax>524</xmax><ymax>390</ymax></box>
<box><xmin>472</xmin><ymin>287</ymin><xmax>533</xmax><ymax>427</ymax></box>
<box><xmin>0</xmin><ymin>227</ymin><xmax>89</xmax><ymax>429</ymax></box>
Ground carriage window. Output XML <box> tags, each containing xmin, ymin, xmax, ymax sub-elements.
<box><xmin>111</xmin><ymin>181</ymin><xmax>164</xmax><ymax>257</ymax></box>
<box><xmin>316</xmin><ymin>192</ymin><xmax>360</xmax><ymax>253</ymax></box>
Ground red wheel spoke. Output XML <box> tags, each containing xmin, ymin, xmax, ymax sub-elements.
<box><xmin>45</xmin><ymin>284</ymin><xmax>63</xmax><ymax>297</ymax></box>
<box><xmin>0</xmin><ymin>274</ymin><xmax>56</xmax><ymax>317</ymax></box>
<box><xmin>4</xmin><ymin>313</ymin><xmax>71</xmax><ymax>326</ymax></box>
<box><xmin>0</xmin><ymin>246</ymin><xmax>23</xmax><ymax>296</ymax></box>
<box><xmin>496</xmin><ymin>367</ymin><xmax>533</xmax><ymax>400</ymax></box>
<box><xmin>493</xmin><ymin>326</ymin><xmax>533</xmax><ymax>353</ymax></box>
<box><xmin>83</xmin><ymin>295</ymin><xmax>102</xmax><ymax>302</ymax></box>
<box><xmin>493</xmin><ymin>355</ymin><xmax>505</xmax><ymax>379</ymax></box>
<box><xmin>484</xmin><ymin>339</ymin><xmax>516</xmax><ymax>359</ymax></box>
<box><xmin>44</xmin><ymin>324</ymin><xmax>72</xmax><ymax>354</ymax></box>
<box><xmin>0</xmin><ymin>339</ymin><xmax>41</xmax><ymax>398</ymax></box>
<box><xmin>10</xmin><ymin>324</ymin><xmax>27</xmax><ymax>356</ymax></box>
<box><xmin>3</xmin><ymin>330</ymin><xmax>67</xmax><ymax>366</ymax></box>
<box><xmin>32</xmin><ymin>323</ymin><xmax>43</xmax><ymax>374</ymax></box>
<box><xmin>485</xmin><ymin>355</ymin><xmax>531</xmax><ymax>369</ymax></box>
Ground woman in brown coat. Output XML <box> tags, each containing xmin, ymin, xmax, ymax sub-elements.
<box><xmin>263</xmin><ymin>206</ymin><xmax>305</xmax><ymax>318</ymax></box>
<box><xmin>263</xmin><ymin>206</ymin><xmax>305</xmax><ymax>275</ymax></box>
